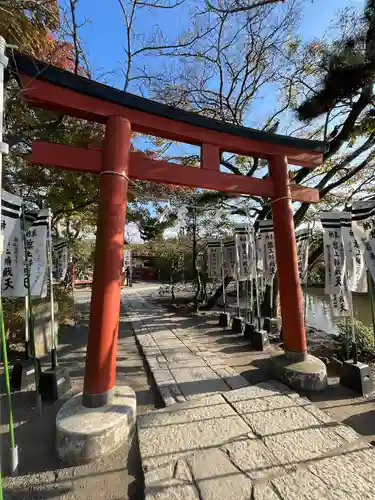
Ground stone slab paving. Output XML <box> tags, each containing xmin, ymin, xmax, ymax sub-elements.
<box><xmin>123</xmin><ymin>294</ymin><xmax>249</xmax><ymax>405</ymax></box>
<box><xmin>123</xmin><ymin>291</ymin><xmax>375</xmax><ymax>499</ymax></box>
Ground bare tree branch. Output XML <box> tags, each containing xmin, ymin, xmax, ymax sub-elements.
<box><xmin>206</xmin><ymin>0</ymin><xmax>285</xmax><ymax>15</ymax></box>
<box><xmin>68</xmin><ymin>0</ymin><xmax>80</xmax><ymax>74</ymax></box>
<box><xmin>321</xmin><ymin>151</ymin><xmax>375</xmax><ymax>197</ymax></box>
<box><xmin>137</xmin><ymin>0</ymin><xmax>184</xmax><ymax>7</ymax></box>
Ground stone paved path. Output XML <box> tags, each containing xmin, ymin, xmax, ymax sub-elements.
<box><xmin>123</xmin><ymin>289</ymin><xmax>375</xmax><ymax>500</ymax></box>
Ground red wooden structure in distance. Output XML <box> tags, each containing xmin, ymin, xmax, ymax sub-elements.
<box><xmin>9</xmin><ymin>53</ymin><xmax>326</xmax><ymax>408</ymax></box>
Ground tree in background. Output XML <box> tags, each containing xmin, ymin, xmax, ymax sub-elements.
<box><xmin>128</xmin><ymin>207</ymin><xmax>178</xmax><ymax>241</ymax></box>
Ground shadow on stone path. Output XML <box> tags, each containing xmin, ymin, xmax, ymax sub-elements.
<box><xmin>124</xmin><ymin>285</ymin><xmax>375</xmax><ymax>500</ymax></box>
<box><xmin>147</xmin><ymin>287</ymin><xmax>375</xmax><ymax>442</ymax></box>
<box><xmin>1</xmin><ymin>291</ymin><xmax>161</xmax><ymax>500</ymax></box>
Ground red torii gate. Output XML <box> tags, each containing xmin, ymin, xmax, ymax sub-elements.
<box><xmin>11</xmin><ymin>53</ymin><xmax>326</xmax><ymax>408</ymax></box>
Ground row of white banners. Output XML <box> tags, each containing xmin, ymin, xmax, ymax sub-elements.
<box><xmin>207</xmin><ymin>221</ymin><xmax>309</xmax><ymax>286</ymax></box>
<box><xmin>320</xmin><ymin>201</ymin><xmax>375</xmax><ymax>317</ymax></box>
<box><xmin>1</xmin><ymin>190</ymin><xmax>69</xmax><ymax>298</ymax></box>
<box><xmin>208</xmin><ymin>201</ymin><xmax>375</xmax><ymax>318</ymax></box>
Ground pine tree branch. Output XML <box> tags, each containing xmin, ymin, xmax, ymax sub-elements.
<box><xmin>220</xmin><ymin>157</ymin><xmax>241</xmax><ymax>175</ymax></box>
<box><xmin>327</xmin><ymin>85</ymin><xmax>373</xmax><ymax>158</ymax></box>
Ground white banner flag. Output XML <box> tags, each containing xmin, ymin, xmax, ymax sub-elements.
<box><xmin>258</xmin><ymin>220</ymin><xmax>276</xmax><ymax>285</ymax></box>
<box><xmin>207</xmin><ymin>240</ymin><xmax>222</xmax><ymax>280</ymax></box>
<box><xmin>341</xmin><ymin>212</ymin><xmax>367</xmax><ymax>293</ymax></box>
<box><xmin>255</xmin><ymin>231</ymin><xmax>264</xmax><ymax>272</ymax></box>
<box><xmin>53</xmin><ymin>241</ymin><xmax>69</xmax><ymax>282</ymax></box>
<box><xmin>223</xmin><ymin>239</ymin><xmax>236</xmax><ymax>278</ymax></box>
<box><xmin>1</xmin><ymin>193</ymin><xmax>48</xmax><ymax>297</ymax></box>
<box><xmin>296</xmin><ymin>228</ymin><xmax>309</xmax><ymax>285</ymax></box>
<box><xmin>319</xmin><ymin>213</ymin><xmax>345</xmax><ymax>294</ymax></box>
<box><xmin>123</xmin><ymin>249</ymin><xmax>132</xmax><ymax>269</ymax></box>
<box><xmin>235</xmin><ymin>226</ymin><xmax>250</xmax><ymax>281</ymax></box>
<box><xmin>352</xmin><ymin>200</ymin><xmax>375</xmax><ymax>284</ymax></box>
<box><xmin>320</xmin><ymin>211</ymin><xmax>357</xmax><ymax>317</ymax></box>
<box><xmin>330</xmin><ymin>289</ymin><xmax>351</xmax><ymax>318</ymax></box>
<box><xmin>1</xmin><ymin>191</ymin><xmax>24</xmax><ymax>296</ymax></box>
<box><xmin>25</xmin><ymin>209</ymin><xmax>49</xmax><ymax>297</ymax></box>
<box><xmin>248</xmin><ymin>230</ymin><xmax>256</xmax><ymax>277</ymax></box>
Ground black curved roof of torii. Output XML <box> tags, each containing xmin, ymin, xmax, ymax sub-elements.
<box><xmin>8</xmin><ymin>51</ymin><xmax>327</xmax><ymax>155</ymax></box>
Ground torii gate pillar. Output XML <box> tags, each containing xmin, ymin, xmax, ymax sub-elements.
<box><xmin>269</xmin><ymin>155</ymin><xmax>306</xmax><ymax>357</ymax></box>
<box><xmin>269</xmin><ymin>155</ymin><xmax>327</xmax><ymax>391</ymax></box>
<box><xmin>82</xmin><ymin>116</ymin><xmax>130</xmax><ymax>408</ymax></box>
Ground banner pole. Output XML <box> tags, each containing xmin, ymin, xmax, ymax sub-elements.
<box><xmin>24</xmin><ymin>295</ymin><xmax>29</xmax><ymax>360</ymax></box>
<box><xmin>249</xmin><ymin>235</ymin><xmax>254</xmax><ymax>324</ymax></box>
<box><xmin>0</xmin><ymin>36</ymin><xmax>20</xmax><ymax>477</ymax></box>
<box><xmin>221</xmin><ymin>241</ymin><xmax>227</xmax><ymax>313</ymax></box>
<box><xmin>345</xmin><ymin>256</ymin><xmax>357</xmax><ymax>364</ymax></box>
<box><xmin>1</xmin><ymin>299</ymin><xmax>18</xmax><ymax>475</ymax></box>
<box><xmin>253</xmin><ymin>228</ymin><xmax>261</xmax><ymax>330</ymax></box>
<box><xmin>245</xmin><ymin>277</ymin><xmax>249</xmax><ymax>323</ymax></box>
<box><xmin>235</xmin><ymin>234</ymin><xmax>241</xmax><ymax>317</ymax></box>
<box><xmin>244</xmin><ymin>210</ymin><xmax>254</xmax><ymax>324</ymax></box>
<box><xmin>303</xmin><ymin>223</ymin><xmax>310</xmax><ymax>325</ymax></box>
<box><xmin>21</xmin><ymin>206</ymin><xmax>42</xmax><ymax>415</ymax></box>
<box><xmin>71</xmin><ymin>260</ymin><xmax>77</xmax><ymax>327</ymax></box>
<box><xmin>367</xmin><ymin>270</ymin><xmax>375</xmax><ymax>343</ymax></box>
<box><xmin>47</xmin><ymin>209</ymin><xmax>57</xmax><ymax>369</ymax></box>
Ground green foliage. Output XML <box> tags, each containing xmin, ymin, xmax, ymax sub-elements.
<box><xmin>128</xmin><ymin>208</ymin><xmax>177</xmax><ymax>241</ymax></box>
<box><xmin>131</xmin><ymin>237</ymin><xmax>193</xmax><ymax>281</ymax></box>
<box><xmin>71</xmin><ymin>239</ymin><xmax>95</xmax><ymax>279</ymax></box>
<box><xmin>336</xmin><ymin>318</ymin><xmax>375</xmax><ymax>363</ymax></box>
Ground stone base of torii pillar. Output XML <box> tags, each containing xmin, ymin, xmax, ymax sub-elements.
<box><xmin>271</xmin><ymin>352</ymin><xmax>328</xmax><ymax>392</ymax></box>
<box><xmin>56</xmin><ymin>389</ymin><xmax>136</xmax><ymax>465</ymax></box>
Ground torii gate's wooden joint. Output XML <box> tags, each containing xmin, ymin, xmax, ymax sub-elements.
<box><xmin>10</xmin><ymin>52</ymin><xmax>327</xmax><ymax>408</ymax></box>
